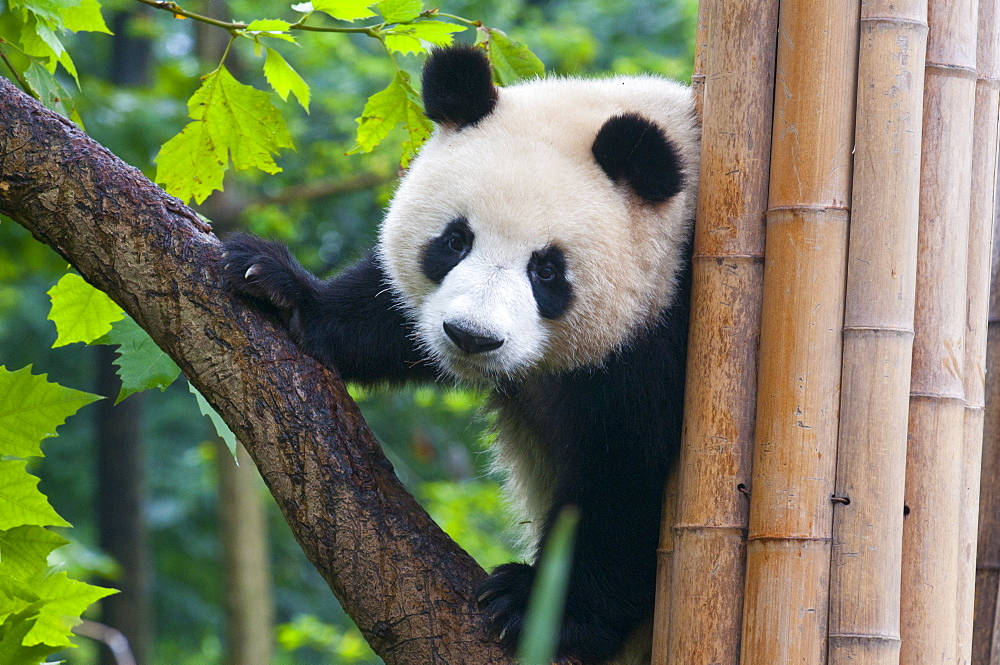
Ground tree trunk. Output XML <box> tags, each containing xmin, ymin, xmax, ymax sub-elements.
<box><xmin>95</xmin><ymin>345</ymin><xmax>153</xmax><ymax>665</ymax></box>
<box><xmin>217</xmin><ymin>441</ymin><xmax>275</xmax><ymax>665</ymax></box>
<box><xmin>0</xmin><ymin>77</ymin><xmax>508</xmax><ymax>665</ymax></box>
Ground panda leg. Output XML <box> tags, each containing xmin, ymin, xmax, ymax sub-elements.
<box><xmin>220</xmin><ymin>233</ymin><xmax>437</xmax><ymax>385</ymax></box>
<box><xmin>479</xmin><ymin>489</ymin><xmax>659</xmax><ymax>664</ymax></box>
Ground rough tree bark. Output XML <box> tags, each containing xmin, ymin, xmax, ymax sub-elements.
<box><xmin>0</xmin><ymin>77</ymin><xmax>508</xmax><ymax>665</ymax></box>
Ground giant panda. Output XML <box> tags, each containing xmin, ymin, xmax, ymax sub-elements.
<box><xmin>221</xmin><ymin>44</ymin><xmax>699</xmax><ymax>665</ymax></box>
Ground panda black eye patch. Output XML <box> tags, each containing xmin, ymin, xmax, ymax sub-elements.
<box><xmin>528</xmin><ymin>246</ymin><xmax>573</xmax><ymax>320</ymax></box>
<box><xmin>421</xmin><ymin>217</ymin><xmax>474</xmax><ymax>283</ymax></box>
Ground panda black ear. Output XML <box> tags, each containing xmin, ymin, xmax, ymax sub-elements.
<box><xmin>592</xmin><ymin>113</ymin><xmax>685</xmax><ymax>203</ymax></box>
<box><xmin>422</xmin><ymin>45</ymin><xmax>498</xmax><ymax>129</ymax></box>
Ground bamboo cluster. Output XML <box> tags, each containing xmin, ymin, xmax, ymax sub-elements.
<box><xmin>655</xmin><ymin>0</ymin><xmax>1000</xmax><ymax>662</ymax></box>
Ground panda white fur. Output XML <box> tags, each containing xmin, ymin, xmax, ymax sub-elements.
<box><xmin>222</xmin><ymin>45</ymin><xmax>699</xmax><ymax>665</ymax></box>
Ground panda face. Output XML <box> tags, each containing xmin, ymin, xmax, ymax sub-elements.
<box><xmin>378</xmin><ymin>61</ymin><xmax>699</xmax><ymax>383</ymax></box>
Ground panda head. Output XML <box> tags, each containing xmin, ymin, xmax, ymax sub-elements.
<box><xmin>378</xmin><ymin>45</ymin><xmax>699</xmax><ymax>383</ymax></box>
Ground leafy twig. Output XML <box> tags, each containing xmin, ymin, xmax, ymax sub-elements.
<box><xmin>0</xmin><ymin>40</ymin><xmax>34</xmax><ymax>96</ymax></box>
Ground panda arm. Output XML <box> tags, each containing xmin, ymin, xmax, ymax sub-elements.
<box><xmin>221</xmin><ymin>233</ymin><xmax>437</xmax><ymax>385</ymax></box>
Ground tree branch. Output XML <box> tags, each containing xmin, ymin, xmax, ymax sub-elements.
<box><xmin>0</xmin><ymin>77</ymin><xmax>508</xmax><ymax>665</ymax></box>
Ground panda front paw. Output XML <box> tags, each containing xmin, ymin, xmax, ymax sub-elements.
<box><xmin>220</xmin><ymin>233</ymin><xmax>308</xmax><ymax>312</ymax></box>
<box><xmin>479</xmin><ymin>562</ymin><xmax>629</xmax><ymax>664</ymax></box>
<box><xmin>478</xmin><ymin>562</ymin><xmax>535</xmax><ymax>655</ymax></box>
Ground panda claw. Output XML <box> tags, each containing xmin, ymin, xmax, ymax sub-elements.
<box><xmin>245</xmin><ymin>264</ymin><xmax>262</xmax><ymax>279</ymax></box>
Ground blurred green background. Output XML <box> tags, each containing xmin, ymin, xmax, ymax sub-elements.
<box><xmin>0</xmin><ymin>0</ymin><xmax>695</xmax><ymax>662</ymax></box>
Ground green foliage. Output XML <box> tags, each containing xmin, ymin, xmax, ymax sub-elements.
<box><xmin>188</xmin><ymin>381</ymin><xmax>239</xmax><ymax>458</ymax></box>
<box><xmin>518</xmin><ymin>506</ymin><xmax>579</xmax><ymax>665</ymax></box>
<box><xmin>46</xmin><ymin>272</ymin><xmax>123</xmax><ymax>348</ymax></box>
<box><xmin>347</xmin><ymin>70</ymin><xmax>430</xmax><ymax>167</ymax></box>
<box><xmin>308</xmin><ymin>0</ymin><xmax>376</xmax><ymax>22</ymax></box>
<box><xmin>0</xmin><ymin>366</ymin><xmax>113</xmax><ymax>664</ymax></box>
<box><xmin>263</xmin><ymin>46</ymin><xmax>310</xmax><ymax>111</ymax></box>
<box><xmin>0</xmin><ymin>364</ymin><xmax>101</xmax><ymax>458</ymax></box>
<box><xmin>475</xmin><ymin>26</ymin><xmax>544</xmax><ymax>85</ymax></box>
<box><xmin>419</xmin><ymin>480</ymin><xmax>514</xmax><ymax>570</ymax></box>
<box><xmin>94</xmin><ymin>316</ymin><xmax>182</xmax><ymax>404</ymax></box>
<box><xmin>155</xmin><ymin>65</ymin><xmax>295</xmax><ymax>204</ymax></box>
<box><xmin>0</xmin><ymin>460</ymin><xmax>70</xmax><ymax>529</ymax></box>
<box><xmin>46</xmin><ymin>274</ymin><xmax>182</xmax><ymax>402</ymax></box>
<box><xmin>276</xmin><ymin>614</ymin><xmax>376</xmax><ymax>663</ymax></box>
<box><xmin>1</xmin><ymin>0</ymin><xmax>109</xmax><ymax>124</ymax></box>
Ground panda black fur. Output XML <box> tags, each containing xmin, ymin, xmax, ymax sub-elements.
<box><xmin>221</xmin><ymin>45</ymin><xmax>699</xmax><ymax>665</ymax></box>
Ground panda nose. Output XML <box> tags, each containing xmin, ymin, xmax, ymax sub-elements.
<box><xmin>442</xmin><ymin>321</ymin><xmax>504</xmax><ymax>354</ymax></box>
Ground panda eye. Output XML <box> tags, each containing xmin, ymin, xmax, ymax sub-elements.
<box><xmin>447</xmin><ymin>232</ymin><xmax>469</xmax><ymax>254</ymax></box>
<box><xmin>534</xmin><ymin>263</ymin><xmax>557</xmax><ymax>282</ymax></box>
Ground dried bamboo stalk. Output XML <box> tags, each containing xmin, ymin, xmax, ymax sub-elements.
<box><xmin>974</xmin><ymin>58</ymin><xmax>1000</xmax><ymax>659</ymax></box>
<box><xmin>738</xmin><ymin>1</ymin><xmax>858</xmax><ymax>663</ymax></box>
<box><xmin>663</xmin><ymin>0</ymin><xmax>778</xmax><ymax>662</ymax></box>
<box><xmin>651</xmin><ymin>2</ymin><xmax>711</xmax><ymax>656</ymax></box>
<box><xmin>899</xmin><ymin>1</ymin><xmax>978</xmax><ymax>663</ymax></box>
<box><xmin>827</xmin><ymin>2</ymin><xmax>928</xmax><ymax>663</ymax></box>
<box><xmin>962</xmin><ymin>0</ymin><xmax>1000</xmax><ymax>661</ymax></box>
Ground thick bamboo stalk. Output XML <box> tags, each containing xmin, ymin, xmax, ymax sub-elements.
<box><xmin>974</xmin><ymin>92</ymin><xmax>1000</xmax><ymax>665</ymax></box>
<box><xmin>651</xmin><ymin>2</ymin><xmax>711</xmax><ymax>657</ymax></box>
<box><xmin>662</xmin><ymin>0</ymin><xmax>778</xmax><ymax>663</ymax></box>
<box><xmin>962</xmin><ymin>0</ymin><xmax>1000</xmax><ymax>662</ymax></box>
<box><xmin>899</xmin><ymin>1</ymin><xmax>978</xmax><ymax>663</ymax></box>
<box><xmin>738</xmin><ymin>1</ymin><xmax>858</xmax><ymax>663</ymax></box>
<box><xmin>827</xmin><ymin>2</ymin><xmax>928</xmax><ymax>664</ymax></box>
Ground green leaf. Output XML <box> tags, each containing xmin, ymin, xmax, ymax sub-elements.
<box><xmin>349</xmin><ymin>71</ymin><xmax>431</xmax><ymax>166</ymax></box>
<box><xmin>383</xmin><ymin>32</ymin><xmax>424</xmax><ymax>55</ymax></box>
<box><xmin>0</xmin><ymin>607</ymin><xmax>55</xmax><ymax>665</ymax></box>
<box><xmin>377</xmin><ymin>0</ymin><xmax>421</xmax><ymax>23</ymax></box>
<box><xmin>154</xmin><ymin>66</ymin><xmax>294</xmax><ymax>204</ymax></box>
<box><xmin>384</xmin><ymin>19</ymin><xmax>464</xmax><ymax>54</ymax></box>
<box><xmin>0</xmin><ymin>365</ymin><xmax>102</xmax><ymax>458</ymax></box>
<box><xmin>246</xmin><ymin>19</ymin><xmax>296</xmax><ymax>43</ymax></box>
<box><xmin>311</xmin><ymin>0</ymin><xmax>375</xmax><ymax>21</ymax></box>
<box><xmin>405</xmin><ymin>19</ymin><xmax>465</xmax><ymax>46</ymax></box>
<box><xmin>0</xmin><ymin>461</ymin><xmax>70</xmax><ymax>530</ymax></box>
<box><xmin>47</xmin><ymin>273</ymin><xmax>124</xmax><ymax>347</ymax></box>
<box><xmin>0</xmin><ymin>527</ymin><xmax>70</xmax><ymax>582</ymax></box>
<box><xmin>9</xmin><ymin>0</ymin><xmax>78</xmax><ymax>24</ymax></box>
<box><xmin>23</xmin><ymin>571</ymin><xmax>115</xmax><ymax>648</ymax></box>
<box><xmin>518</xmin><ymin>506</ymin><xmax>578</xmax><ymax>665</ymax></box>
<box><xmin>61</xmin><ymin>0</ymin><xmax>110</xmax><ymax>33</ymax></box>
<box><xmin>263</xmin><ymin>47</ymin><xmax>310</xmax><ymax>112</ymax></box>
<box><xmin>97</xmin><ymin>317</ymin><xmax>181</xmax><ymax>404</ymax></box>
<box><xmin>21</xmin><ymin>61</ymin><xmax>82</xmax><ymax>126</ymax></box>
<box><xmin>246</xmin><ymin>18</ymin><xmax>293</xmax><ymax>32</ymax></box>
<box><xmin>475</xmin><ymin>27</ymin><xmax>544</xmax><ymax>85</ymax></box>
<box><xmin>188</xmin><ymin>382</ymin><xmax>238</xmax><ymax>458</ymax></box>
